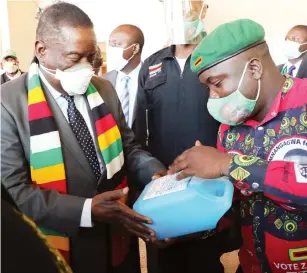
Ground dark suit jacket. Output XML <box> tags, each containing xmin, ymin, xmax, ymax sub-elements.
<box><xmin>1</xmin><ymin>73</ymin><xmax>165</xmax><ymax>273</ymax></box>
<box><xmin>278</xmin><ymin>55</ymin><xmax>307</xmax><ymax>78</ymax></box>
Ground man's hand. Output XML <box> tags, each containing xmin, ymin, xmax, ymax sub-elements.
<box><xmin>151</xmin><ymin>170</ymin><xmax>167</xmax><ymax>180</ymax></box>
<box><xmin>168</xmin><ymin>141</ymin><xmax>233</xmax><ymax>180</ymax></box>
<box><xmin>92</xmin><ymin>187</ymin><xmax>155</xmax><ymax>241</ymax></box>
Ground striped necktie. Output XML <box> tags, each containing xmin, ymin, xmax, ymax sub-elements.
<box><xmin>120</xmin><ymin>75</ymin><xmax>130</xmax><ymax>124</ymax></box>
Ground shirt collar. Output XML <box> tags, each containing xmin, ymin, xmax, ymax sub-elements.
<box><xmin>286</xmin><ymin>59</ymin><xmax>303</xmax><ymax>69</ymax></box>
<box><xmin>117</xmin><ymin>62</ymin><xmax>142</xmax><ymax>80</ymax></box>
<box><xmin>38</xmin><ymin>68</ymin><xmax>62</xmax><ymax>100</ymax></box>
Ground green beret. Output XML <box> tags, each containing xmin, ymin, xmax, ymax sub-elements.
<box><xmin>191</xmin><ymin>19</ymin><xmax>265</xmax><ymax>74</ymax></box>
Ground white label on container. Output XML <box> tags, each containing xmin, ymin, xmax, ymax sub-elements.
<box><xmin>143</xmin><ymin>174</ymin><xmax>189</xmax><ymax>200</ymax></box>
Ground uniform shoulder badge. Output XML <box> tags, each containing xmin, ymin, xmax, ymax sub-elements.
<box><xmin>149</xmin><ymin>62</ymin><xmax>162</xmax><ymax>78</ymax></box>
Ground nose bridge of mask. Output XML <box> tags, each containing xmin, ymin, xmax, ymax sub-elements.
<box><xmin>55</xmin><ymin>62</ymin><xmax>93</xmax><ymax>80</ymax></box>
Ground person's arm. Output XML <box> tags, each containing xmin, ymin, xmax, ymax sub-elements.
<box><xmin>229</xmin><ymin>155</ymin><xmax>307</xmax><ymax>206</ymax></box>
<box><xmin>1</xmin><ymin>103</ymin><xmax>86</xmax><ymax>236</ymax></box>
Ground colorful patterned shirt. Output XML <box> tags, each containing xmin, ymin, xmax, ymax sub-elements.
<box><xmin>218</xmin><ymin>77</ymin><xmax>307</xmax><ymax>273</ymax></box>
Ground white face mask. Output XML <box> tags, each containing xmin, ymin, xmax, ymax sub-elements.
<box><xmin>40</xmin><ymin>63</ymin><xmax>94</xmax><ymax>96</ymax></box>
<box><xmin>282</xmin><ymin>40</ymin><xmax>307</xmax><ymax>60</ymax></box>
<box><xmin>3</xmin><ymin>61</ymin><xmax>18</xmax><ymax>74</ymax></box>
<box><xmin>107</xmin><ymin>44</ymin><xmax>136</xmax><ymax>72</ymax></box>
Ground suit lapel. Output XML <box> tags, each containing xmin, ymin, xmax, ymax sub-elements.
<box><xmin>297</xmin><ymin>56</ymin><xmax>307</xmax><ymax>78</ymax></box>
<box><xmin>110</xmin><ymin>70</ymin><xmax>118</xmax><ymax>88</ymax></box>
<box><xmin>42</xmin><ymin>82</ymin><xmax>97</xmax><ymax>181</ymax></box>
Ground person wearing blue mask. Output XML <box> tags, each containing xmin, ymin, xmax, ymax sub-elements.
<box><xmin>134</xmin><ymin>1</ymin><xmax>242</xmax><ymax>273</ymax></box>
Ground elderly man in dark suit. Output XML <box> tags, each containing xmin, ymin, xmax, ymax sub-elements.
<box><xmin>1</xmin><ymin>3</ymin><xmax>165</xmax><ymax>273</ymax></box>
<box><xmin>279</xmin><ymin>25</ymin><xmax>307</xmax><ymax>78</ymax></box>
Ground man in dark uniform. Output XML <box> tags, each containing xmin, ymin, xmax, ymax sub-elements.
<box><xmin>134</xmin><ymin>1</ymin><xmax>241</xmax><ymax>272</ymax></box>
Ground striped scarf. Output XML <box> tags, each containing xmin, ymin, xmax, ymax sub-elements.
<box><xmin>28</xmin><ymin>62</ymin><xmax>125</xmax><ymax>262</ymax></box>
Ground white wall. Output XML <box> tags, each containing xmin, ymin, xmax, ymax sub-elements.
<box><xmin>80</xmin><ymin>0</ymin><xmax>307</xmax><ymax>64</ymax></box>
<box><xmin>204</xmin><ymin>0</ymin><xmax>307</xmax><ymax>65</ymax></box>
<box><xmin>6</xmin><ymin>0</ymin><xmax>307</xmax><ymax>70</ymax></box>
<box><xmin>78</xmin><ymin>0</ymin><xmax>166</xmax><ymax>60</ymax></box>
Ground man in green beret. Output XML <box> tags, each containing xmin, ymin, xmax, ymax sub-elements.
<box><xmin>169</xmin><ymin>19</ymin><xmax>307</xmax><ymax>273</ymax></box>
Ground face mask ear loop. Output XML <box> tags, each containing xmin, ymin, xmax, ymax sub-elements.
<box><xmin>255</xmin><ymin>79</ymin><xmax>261</xmax><ymax>101</ymax></box>
<box><xmin>237</xmin><ymin>61</ymin><xmax>250</xmax><ymax>91</ymax></box>
<box><xmin>198</xmin><ymin>2</ymin><xmax>205</xmax><ymax>20</ymax></box>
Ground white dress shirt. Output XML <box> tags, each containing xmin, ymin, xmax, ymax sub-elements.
<box><xmin>282</xmin><ymin>60</ymin><xmax>303</xmax><ymax>77</ymax></box>
<box><xmin>115</xmin><ymin>63</ymin><xmax>142</xmax><ymax>127</ymax></box>
<box><xmin>39</xmin><ymin>70</ymin><xmax>98</xmax><ymax>228</ymax></box>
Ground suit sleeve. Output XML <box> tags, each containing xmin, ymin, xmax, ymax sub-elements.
<box><xmin>229</xmin><ymin>155</ymin><xmax>307</xmax><ymax>207</ymax></box>
<box><xmin>1</xmin><ymin>103</ymin><xmax>86</xmax><ymax>236</ymax></box>
<box><xmin>132</xmin><ymin>61</ymin><xmax>149</xmax><ymax>148</ymax></box>
<box><xmin>100</xmin><ymin>78</ymin><xmax>166</xmax><ymax>185</ymax></box>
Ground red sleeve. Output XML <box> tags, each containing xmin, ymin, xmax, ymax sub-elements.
<box><xmin>217</xmin><ymin>124</ymin><xmax>229</xmax><ymax>152</ymax></box>
<box><xmin>229</xmin><ymin>155</ymin><xmax>307</xmax><ymax>207</ymax></box>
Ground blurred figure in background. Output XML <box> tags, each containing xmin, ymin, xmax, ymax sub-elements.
<box><xmin>134</xmin><ymin>1</ymin><xmax>241</xmax><ymax>272</ymax></box>
<box><xmin>279</xmin><ymin>25</ymin><xmax>307</xmax><ymax>78</ymax></box>
<box><xmin>1</xmin><ymin>49</ymin><xmax>23</xmax><ymax>84</ymax></box>
<box><xmin>104</xmin><ymin>24</ymin><xmax>144</xmax><ymax>128</ymax></box>
<box><xmin>2</xmin><ymin>184</ymin><xmax>72</xmax><ymax>273</ymax></box>
<box><xmin>92</xmin><ymin>46</ymin><xmax>103</xmax><ymax>76</ymax></box>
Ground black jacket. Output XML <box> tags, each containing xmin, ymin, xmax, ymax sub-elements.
<box><xmin>134</xmin><ymin>46</ymin><xmax>220</xmax><ymax>167</ymax></box>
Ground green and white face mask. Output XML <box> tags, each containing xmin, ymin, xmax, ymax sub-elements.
<box><xmin>164</xmin><ymin>0</ymin><xmax>207</xmax><ymax>45</ymax></box>
<box><xmin>207</xmin><ymin>61</ymin><xmax>261</xmax><ymax>126</ymax></box>
<box><xmin>183</xmin><ymin>3</ymin><xmax>206</xmax><ymax>42</ymax></box>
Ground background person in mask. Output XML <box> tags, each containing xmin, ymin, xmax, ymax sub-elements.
<box><xmin>169</xmin><ymin>19</ymin><xmax>307</xmax><ymax>273</ymax></box>
<box><xmin>134</xmin><ymin>1</ymin><xmax>241</xmax><ymax>273</ymax></box>
<box><xmin>1</xmin><ymin>49</ymin><xmax>23</xmax><ymax>84</ymax></box>
<box><xmin>279</xmin><ymin>25</ymin><xmax>307</xmax><ymax>78</ymax></box>
<box><xmin>92</xmin><ymin>46</ymin><xmax>103</xmax><ymax>76</ymax></box>
<box><xmin>1</xmin><ymin>3</ymin><xmax>165</xmax><ymax>273</ymax></box>
<box><xmin>104</xmin><ymin>24</ymin><xmax>144</xmax><ymax>128</ymax></box>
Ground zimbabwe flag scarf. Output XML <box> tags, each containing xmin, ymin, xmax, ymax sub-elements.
<box><xmin>27</xmin><ymin>62</ymin><xmax>126</xmax><ymax>262</ymax></box>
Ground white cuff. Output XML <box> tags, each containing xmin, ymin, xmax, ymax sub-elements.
<box><xmin>80</xmin><ymin>198</ymin><xmax>93</xmax><ymax>227</ymax></box>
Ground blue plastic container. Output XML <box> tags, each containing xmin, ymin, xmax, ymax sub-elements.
<box><xmin>133</xmin><ymin>175</ymin><xmax>234</xmax><ymax>240</ymax></box>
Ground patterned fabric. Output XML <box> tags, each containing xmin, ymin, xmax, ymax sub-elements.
<box><xmin>119</xmin><ymin>75</ymin><xmax>130</xmax><ymax>124</ymax></box>
<box><xmin>27</xmin><ymin>62</ymin><xmax>125</xmax><ymax>262</ymax></box>
<box><xmin>62</xmin><ymin>95</ymin><xmax>101</xmax><ymax>179</ymax></box>
<box><xmin>19</xmin><ymin>211</ymin><xmax>72</xmax><ymax>273</ymax></box>
<box><xmin>218</xmin><ymin>77</ymin><xmax>307</xmax><ymax>273</ymax></box>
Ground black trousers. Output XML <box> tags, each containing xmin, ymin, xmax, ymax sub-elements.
<box><xmin>147</xmin><ymin>233</ymin><xmax>226</xmax><ymax>273</ymax></box>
